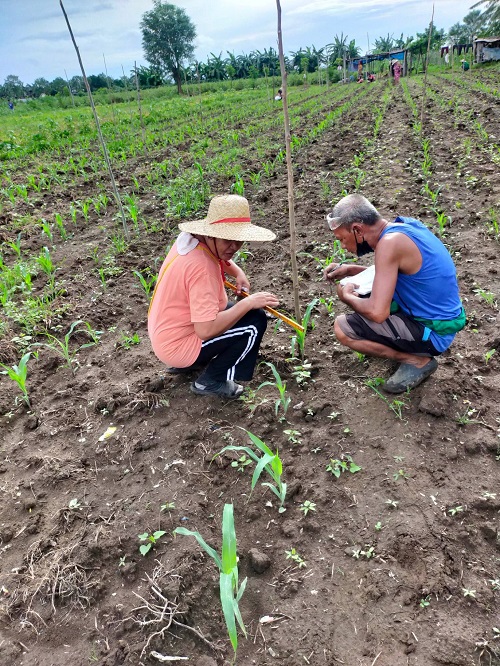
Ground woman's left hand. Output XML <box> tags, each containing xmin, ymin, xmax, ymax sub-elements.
<box><xmin>236</xmin><ymin>272</ymin><xmax>250</xmax><ymax>295</ymax></box>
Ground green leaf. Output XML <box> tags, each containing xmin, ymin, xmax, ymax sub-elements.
<box><xmin>221</xmin><ymin>504</ymin><xmax>237</xmax><ymax>573</ymax></box>
<box><xmin>220</xmin><ymin>571</ymin><xmax>238</xmax><ymax>652</ymax></box>
<box><xmin>139</xmin><ymin>543</ymin><xmax>151</xmax><ymax>556</ymax></box>
<box><xmin>251</xmin><ymin>452</ymin><xmax>275</xmax><ymax>491</ymax></box>
<box><xmin>173</xmin><ymin>527</ymin><xmax>222</xmax><ymax>570</ymax></box>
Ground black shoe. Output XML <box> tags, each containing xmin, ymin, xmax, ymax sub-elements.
<box><xmin>383</xmin><ymin>358</ymin><xmax>438</xmax><ymax>394</ymax></box>
<box><xmin>190</xmin><ymin>379</ymin><xmax>244</xmax><ymax>399</ymax></box>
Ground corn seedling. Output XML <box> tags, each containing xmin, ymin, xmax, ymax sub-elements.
<box><xmin>448</xmin><ymin>505</ymin><xmax>464</xmax><ymax>517</ymax></box>
<box><xmin>0</xmin><ymin>352</ymin><xmax>31</xmax><ymax>407</ymax></box>
<box><xmin>40</xmin><ymin>218</ymin><xmax>54</xmax><ymax>244</ymax></box>
<box><xmin>54</xmin><ymin>213</ymin><xmax>68</xmax><ymax>240</ymax></box>
<box><xmin>285</xmin><ymin>547</ymin><xmax>306</xmax><ymax>568</ymax></box>
<box><xmin>160</xmin><ymin>501</ymin><xmax>175</xmax><ymax>512</ymax></box>
<box><xmin>299</xmin><ymin>500</ymin><xmax>316</xmax><ymax>516</ymax></box>
<box><xmin>365</xmin><ymin>377</ymin><xmax>408</xmax><ymax>420</ymax></box>
<box><xmin>214</xmin><ymin>430</ymin><xmax>287</xmax><ymax>512</ymax></box>
<box><xmin>174</xmin><ymin>504</ymin><xmax>247</xmax><ymax>657</ymax></box>
<box><xmin>489</xmin><ymin>579</ymin><xmax>500</xmax><ymax>592</ymax></box>
<box><xmin>33</xmin><ymin>320</ymin><xmax>102</xmax><ymax>374</ymax></box>
<box><xmin>462</xmin><ymin>588</ymin><xmax>476</xmax><ymax>599</ymax></box>
<box><xmin>5</xmin><ymin>232</ymin><xmax>22</xmax><ymax>257</ymax></box>
<box><xmin>138</xmin><ymin>530</ymin><xmax>166</xmax><ymax>556</ymax></box>
<box><xmin>290</xmin><ymin>298</ymin><xmax>317</xmax><ymax>359</ymax></box>
<box><xmin>326</xmin><ymin>454</ymin><xmax>361</xmax><ymax>478</ymax></box>
<box><xmin>133</xmin><ymin>269</ymin><xmax>156</xmax><ymax>297</ymax></box>
<box><xmin>36</xmin><ymin>246</ymin><xmax>56</xmax><ymax>276</ymax></box>
<box><xmin>257</xmin><ymin>361</ymin><xmax>290</xmax><ymax>417</ymax></box>
<box><xmin>385</xmin><ymin>499</ymin><xmax>399</xmax><ymax>509</ymax></box>
<box><xmin>484</xmin><ymin>349</ymin><xmax>496</xmax><ymax>364</ymax></box>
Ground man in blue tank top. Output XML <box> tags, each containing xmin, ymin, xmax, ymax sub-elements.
<box><xmin>324</xmin><ymin>194</ymin><xmax>465</xmax><ymax>393</ymax></box>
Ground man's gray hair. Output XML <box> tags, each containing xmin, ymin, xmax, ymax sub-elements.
<box><xmin>328</xmin><ymin>194</ymin><xmax>381</xmax><ymax>230</ymax></box>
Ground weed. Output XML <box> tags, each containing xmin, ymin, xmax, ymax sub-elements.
<box><xmin>119</xmin><ymin>332</ymin><xmax>140</xmax><ymax>349</ymax></box>
<box><xmin>448</xmin><ymin>505</ymin><xmax>464</xmax><ymax>516</ymax></box>
<box><xmin>231</xmin><ymin>454</ymin><xmax>252</xmax><ymax>473</ymax></box>
<box><xmin>385</xmin><ymin>499</ymin><xmax>399</xmax><ymax>509</ymax></box>
<box><xmin>352</xmin><ymin>545</ymin><xmax>375</xmax><ymax>559</ymax></box>
<box><xmin>215</xmin><ymin>430</ymin><xmax>287</xmax><ymax>511</ymax></box>
<box><xmin>68</xmin><ymin>498</ymin><xmax>81</xmax><ymax>510</ymax></box>
<box><xmin>299</xmin><ymin>500</ymin><xmax>316</xmax><ymax>516</ymax></box>
<box><xmin>419</xmin><ymin>595</ymin><xmax>431</xmax><ymax>608</ymax></box>
<box><xmin>138</xmin><ymin>530</ymin><xmax>167</xmax><ymax>556</ymax></box>
<box><xmin>160</xmin><ymin>501</ymin><xmax>175</xmax><ymax>512</ymax></box>
<box><xmin>365</xmin><ymin>378</ymin><xmax>408</xmax><ymax>419</ymax></box>
<box><xmin>462</xmin><ymin>588</ymin><xmax>476</xmax><ymax>599</ymax></box>
<box><xmin>0</xmin><ymin>352</ymin><xmax>31</xmax><ymax>407</ymax></box>
<box><xmin>489</xmin><ymin>579</ymin><xmax>500</xmax><ymax>592</ymax></box>
<box><xmin>290</xmin><ymin>360</ymin><xmax>313</xmax><ymax>386</ymax></box>
<box><xmin>326</xmin><ymin>455</ymin><xmax>361</xmax><ymax>478</ymax></box>
<box><xmin>393</xmin><ymin>469</ymin><xmax>410</xmax><ymax>481</ymax></box>
<box><xmin>474</xmin><ymin>287</ymin><xmax>497</xmax><ymax>309</ymax></box>
<box><xmin>374</xmin><ymin>521</ymin><xmax>382</xmax><ymax>531</ymax></box>
<box><xmin>285</xmin><ymin>547</ymin><xmax>306</xmax><ymax>568</ymax></box>
<box><xmin>283</xmin><ymin>429</ymin><xmax>301</xmax><ymax>445</ymax></box>
<box><xmin>174</xmin><ymin>504</ymin><xmax>247</xmax><ymax>656</ymax></box>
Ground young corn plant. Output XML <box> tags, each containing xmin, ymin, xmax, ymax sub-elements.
<box><xmin>214</xmin><ymin>429</ymin><xmax>287</xmax><ymax>512</ymax></box>
<box><xmin>174</xmin><ymin>504</ymin><xmax>247</xmax><ymax>658</ymax></box>
<box><xmin>133</xmin><ymin>269</ymin><xmax>156</xmax><ymax>298</ymax></box>
<box><xmin>257</xmin><ymin>361</ymin><xmax>290</xmax><ymax>417</ymax></box>
<box><xmin>290</xmin><ymin>298</ymin><xmax>318</xmax><ymax>359</ymax></box>
<box><xmin>0</xmin><ymin>352</ymin><xmax>31</xmax><ymax>407</ymax></box>
<box><xmin>33</xmin><ymin>320</ymin><xmax>102</xmax><ymax>374</ymax></box>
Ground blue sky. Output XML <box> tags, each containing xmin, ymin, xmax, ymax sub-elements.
<box><xmin>0</xmin><ymin>0</ymin><xmax>477</xmax><ymax>84</ymax></box>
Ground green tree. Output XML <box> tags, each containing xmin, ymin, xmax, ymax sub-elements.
<box><xmin>141</xmin><ymin>1</ymin><xmax>196</xmax><ymax>94</ymax></box>
<box><xmin>3</xmin><ymin>74</ymin><xmax>24</xmax><ymax>99</ymax></box>
<box><xmin>409</xmin><ymin>25</ymin><xmax>446</xmax><ymax>53</ymax></box>
<box><xmin>32</xmin><ymin>77</ymin><xmax>50</xmax><ymax>97</ymax></box>
<box><xmin>472</xmin><ymin>0</ymin><xmax>500</xmax><ymax>29</ymax></box>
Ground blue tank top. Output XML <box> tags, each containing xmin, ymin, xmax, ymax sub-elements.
<box><xmin>380</xmin><ymin>217</ymin><xmax>462</xmax><ymax>352</ymax></box>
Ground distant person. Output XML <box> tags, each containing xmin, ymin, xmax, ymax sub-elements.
<box><xmin>148</xmin><ymin>195</ymin><xmax>279</xmax><ymax>399</ymax></box>
<box><xmin>357</xmin><ymin>61</ymin><xmax>363</xmax><ymax>79</ymax></box>
<box><xmin>8</xmin><ymin>101</ymin><xmax>14</xmax><ymax>110</ymax></box>
<box><xmin>275</xmin><ymin>88</ymin><xmax>282</xmax><ymax>101</ymax></box>
<box><xmin>460</xmin><ymin>59</ymin><xmax>470</xmax><ymax>71</ymax></box>
<box><xmin>391</xmin><ymin>59</ymin><xmax>402</xmax><ymax>84</ymax></box>
<box><xmin>367</xmin><ymin>73</ymin><xmax>376</xmax><ymax>83</ymax></box>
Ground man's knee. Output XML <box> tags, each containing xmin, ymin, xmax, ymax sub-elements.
<box><xmin>334</xmin><ymin>315</ymin><xmax>358</xmax><ymax>349</ymax></box>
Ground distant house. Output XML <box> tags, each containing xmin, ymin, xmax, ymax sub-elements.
<box><xmin>474</xmin><ymin>37</ymin><xmax>500</xmax><ymax>63</ymax></box>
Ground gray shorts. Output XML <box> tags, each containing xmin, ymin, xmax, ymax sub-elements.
<box><xmin>337</xmin><ymin>311</ymin><xmax>440</xmax><ymax>357</ymax></box>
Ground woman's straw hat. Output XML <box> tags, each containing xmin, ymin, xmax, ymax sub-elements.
<box><xmin>179</xmin><ymin>195</ymin><xmax>276</xmax><ymax>242</ymax></box>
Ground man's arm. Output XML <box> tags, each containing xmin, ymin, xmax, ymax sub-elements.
<box><xmin>337</xmin><ymin>236</ymin><xmax>403</xmax><ymax>323</ymax></box>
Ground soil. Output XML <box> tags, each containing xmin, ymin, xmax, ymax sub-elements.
<box><xmin>1</xmin><ymin>71</ymin><xmax>499</xmax><ymax>666</ymax></box>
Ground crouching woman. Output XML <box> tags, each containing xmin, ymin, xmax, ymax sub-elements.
<box><xmin>148</xmin><ymin>195</ymin><xmax>279</xmax><ymax>399</ymax></box>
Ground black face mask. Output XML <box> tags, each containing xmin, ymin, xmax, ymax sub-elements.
<box><xmin>354</xmin><ymin>231</ymin><xmax>373</xmax><ymax>257</ymax></box>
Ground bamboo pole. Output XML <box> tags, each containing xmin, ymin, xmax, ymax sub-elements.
<box><xmin>134</xmin><ymin>62</ymin><xmax>148</xmax><ymax>153</ymax></box>
<box><xmin>63</xmin><ymin>68</ymin><xmax>75</xmax><ymax>107</ymax></box>
<box><xmin>60</xmin><ymin>0</ymin><xmax>129</xmax><ymax>240</ymax></box>
<box><xmin>276</xmin><ymin>0</ymin><xmax>300</xmax><ymax>322</ymax></box>
<box><xmin>103</xmin><ymin>53</ymin><xmax>117</xmax><ymax>125</ymax></box>
<box><xmin>420</xmin><ymin>4</ymin><xmax>435</xmax><ymax>130</ymax></box>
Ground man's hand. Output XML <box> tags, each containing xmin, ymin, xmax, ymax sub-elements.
<box><xmin>324</xmin><ymin>263</ymin><xmax>365</xmax><ymax>281</ymax></box>
<box><xmin>337</xmin><ymin>282</ymin><xmax>358</xmax><ymax>303</ymax></box>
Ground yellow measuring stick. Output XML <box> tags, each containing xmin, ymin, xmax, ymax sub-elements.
<box><xmin>224</xmin><ymin>280</ymin><xmax>304</xmax><ymax>333</ymax></box>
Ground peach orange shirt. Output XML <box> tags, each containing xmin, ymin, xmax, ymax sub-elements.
<box><xmin>148</xmin><ymin>242</ymin><xmax>227</xmax><ymax>368</ymax></box>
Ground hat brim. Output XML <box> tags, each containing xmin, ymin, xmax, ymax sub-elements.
<box><xmin>178</xmin><ymin>219</ymin><xmax>276</xmax><ymax>242</ymax></box>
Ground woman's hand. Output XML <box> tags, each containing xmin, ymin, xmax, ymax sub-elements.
<box><xmin>245</xmin><ymin>291</ymin><xmax>280</xmax><ymax>309</ymax></box>
<box><xmin>235</xmin><ymin>272</ymin><xmax>250</xmax><ymax>295</ymax></box>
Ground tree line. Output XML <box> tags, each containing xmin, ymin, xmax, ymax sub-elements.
<box><xmin>2</xmin><ymin>0</ymin><xmax>498</xmax><ymax>100</ymax></box>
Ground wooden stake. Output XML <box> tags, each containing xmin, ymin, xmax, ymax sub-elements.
<box><xmin>63</xmin><ymin>69</ymin><xmax>75</xmax><ymax>107</ymax></box>
<box><xmin>276</xmin><ymin>0</ymin><xmax>301</xmax><ymax>323</ymax></box>
<box><xmin>60</xmin><ymin>0</ymin><xmax>129</xmax><ymax>240</ymax></box>
<box><xmin>134</xmin><ymin>62</ymin><xmax>147</xmax><ymax>153</ymax></box>
<box><xmin>420</xmin><ymin>4</ymin><xmax>435</xmax><ymax>130</ymax></box>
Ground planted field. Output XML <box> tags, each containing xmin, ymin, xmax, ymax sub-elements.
<box><xmin>1</xmin><ymin>69</ymin><xmax>500</xmax><ymax>666</ymax></box>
